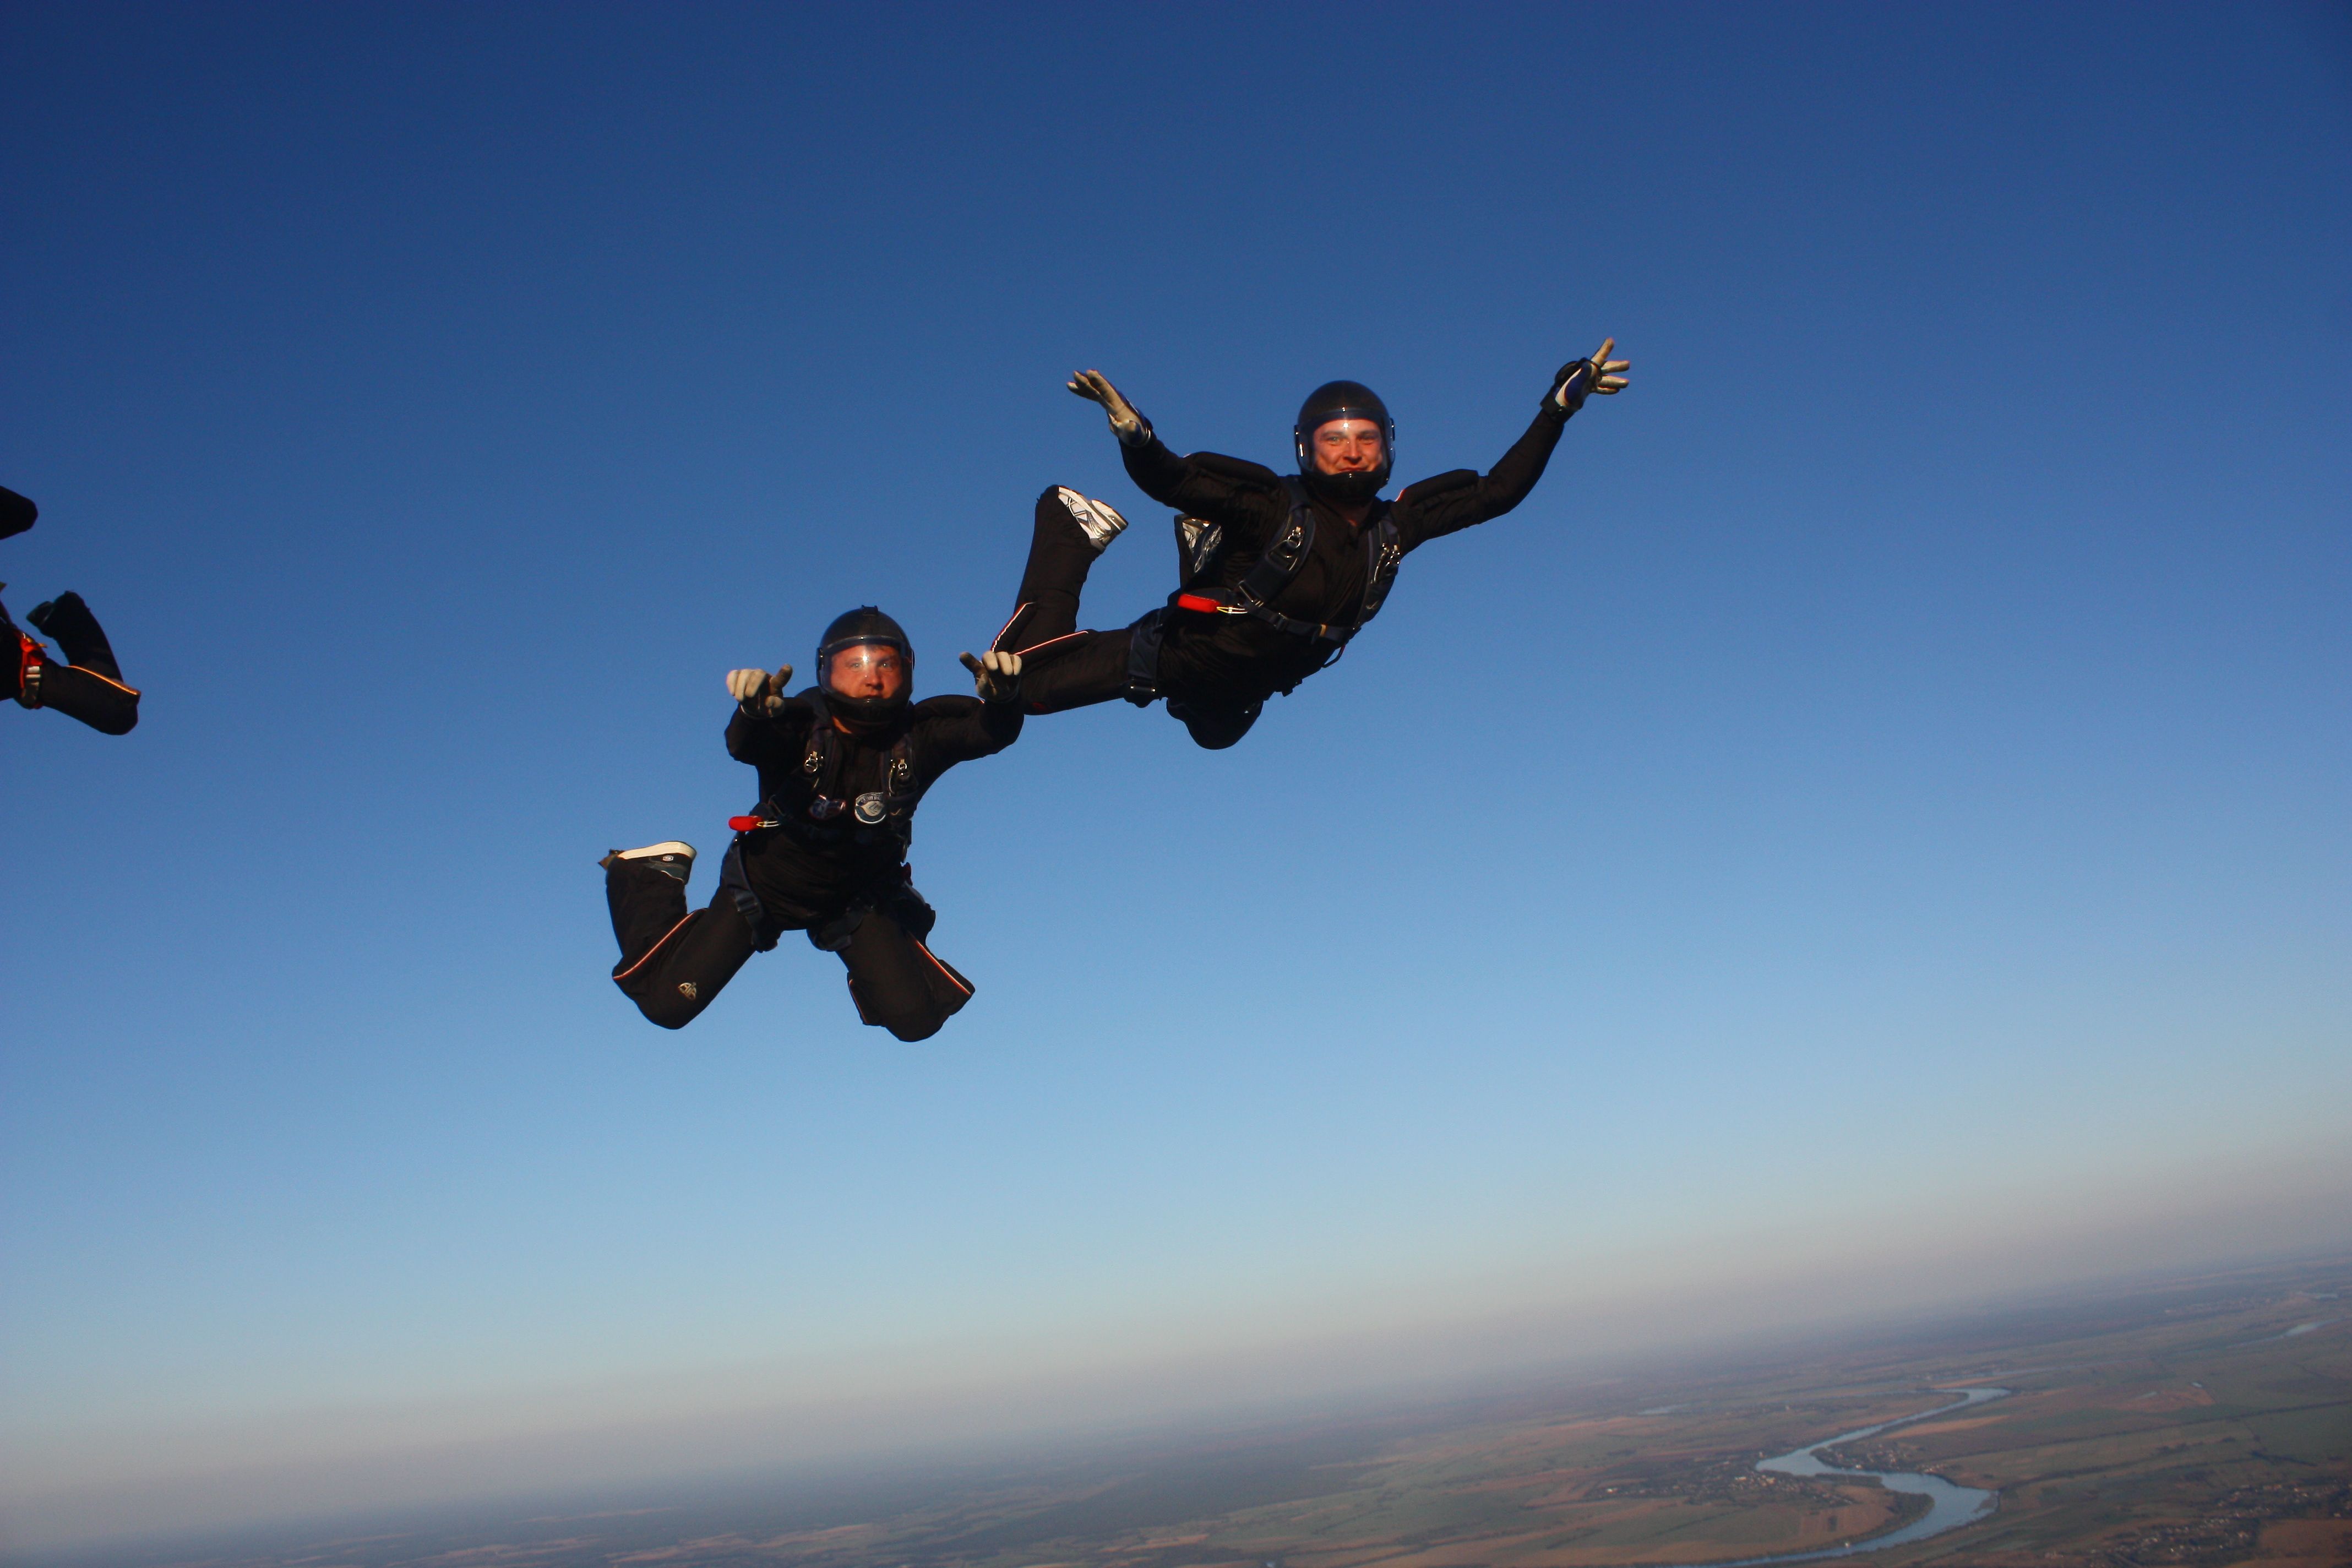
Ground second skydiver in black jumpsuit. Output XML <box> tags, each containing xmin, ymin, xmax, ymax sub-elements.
<box><xmin>601</xmin><ymin>608</ymin><xmax>1025</xmax><ymax>1042</ymax></box>
<box><xmin>1</xmin><ymin>484</ymin><xmax>140</xmax><ymax>736</ymax></box>
<box><xmin>1000</xmin><ymin>343</ymin><xmax>1630</xmax><ymax>749</ymax></box>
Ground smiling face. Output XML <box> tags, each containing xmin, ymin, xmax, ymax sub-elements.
<box><xmin>826</xmin><ymin>643</ymin><xmax>906</xmax><ymax>701</ymax></box>
<box><xmin>1311</xmin><ymin>417</ymin><xmax>1386</xmax><ymax>476</ymax></box>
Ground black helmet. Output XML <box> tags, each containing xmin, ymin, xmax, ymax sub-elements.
<box><xmin>1293</xmin><ymin>380</ymin><xmax>1394</xmax><ymax>503</ymax></box>
<box><xmin>0</xmin><ymin>485</ymin><xmax>37</xmax><ymax>542</ymax></box>
<box><xmin>815</xmin><ymin>606</ymin><xmax>914</xmax><ymax>732</ymax></box>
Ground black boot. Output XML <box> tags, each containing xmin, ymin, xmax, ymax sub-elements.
<box><xmin>603</xmin><ymin>845</ymin><xmax>698</xmax><ymax>982</ymax></box>
<box><xmin>28</xmin><ymin>592</ymin><xmax>123</xmax><ymax>680</ymax></box>
<box><xmin>0</xmin><ymin>486</ymin><xmax>35</xmax><ymax>541</ymax></box>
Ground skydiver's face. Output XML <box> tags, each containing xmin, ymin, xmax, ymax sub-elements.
<box><xmin>1312</xmin><ymin>418</ymin><xmax>1386</xmax><ymax>476</ymax></box>
<box><xmin>827</xmin><ymin>644</ymin><xmax>906</xmax><ymax>701</ymax></box>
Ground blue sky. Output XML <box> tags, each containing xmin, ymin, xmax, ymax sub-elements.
<box><xmin>3</xmin><ymin>1</ymin><xmax>2349</xmax><ymax>1551</ymax></box>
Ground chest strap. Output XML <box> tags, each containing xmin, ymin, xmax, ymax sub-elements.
<box><xmin>1173</xmin><ymin>478</ymin><xmax>1402</xmax><ymax>646</ymax></box>
<box><xmin>792</xmin><ymin>692</ymin><xmax>923</xmax><ymax>830</ymax></box>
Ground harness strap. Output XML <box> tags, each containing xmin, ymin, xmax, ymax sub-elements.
<box><xmin>792</xmin><ymin>692</ymin><xmax>923</xmax><ymax>829</ymax></box>
<box><xmin>1233</xmin><ymin>483</ymin><xmax>1316</xmax><ymax>611</ymax></box>
<box><xmin>741</xmin><ymin>797</ymin><xmax>913</xmax><ymax>855</ymax></box>
<box><xmin>1124</xmin><ymin>607</ymin><xmax>1167</xmax><ymax>704</ymax></box>
<box><xmin>1173</xmin><ymin>480</ymin><xmax>1402</xmax><ymax>651</ymax></box>
<box><xmin>716</xmin><ymin>838</ymin><xmax>780</xmax><ymax>951</ymax></box>
<box><xmin>1357</xmin><ymin>512</ymin><xmax>1403</xmax><ymax>625</ymax></box>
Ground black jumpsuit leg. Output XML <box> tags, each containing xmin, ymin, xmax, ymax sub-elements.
<box><xmin>835</xmin><ymin>911</ymin><xmax>974</xmax><ymax>1042</ymax></box>
<box><xmin>26</xmin><ymin>664</ymin><xmax>140</xmax><ymax>734</ymax></box>
<box><xmin>21</xmin><ymin>592</ymin><xmax>139</xmax><ymax>734</ymax></box>
<box><xmin>606</xmin><ymin>862</ymin><xmax>760</xmax><ymax>1030</ymax></box>
<box><xmin>1006</xmin><ymin>488</ymin><xmax>1143</xmax><ymax>714</ymax></box>
<box><xmin>608</xmin><ymin>860</ymin><xmax>973</xmax><ymax>1039</ymax></box>
<box><xmin>1012</xmin><ymin>487</ymin><xmax>1112</xmax><ymax>645</ymax></box>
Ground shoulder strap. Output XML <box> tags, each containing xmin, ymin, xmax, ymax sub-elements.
<box><xmin>1237</xmin><ymin>479</ymin><xmax>1318</xmax><ymax>610</ymax></box>
<box><xmin>884</xmin><ymin>733</ymin><xmax>920</xmax><ymax>812</ymax></box>
<box><xmin>839</xmin><ymin>730</ymin><xmax>922</xmax><ymax>848</ymax></box>
<box><xmin>1354</xmin><ymin>507</ymin><xmax>1404</xmax><ymax>629</ymax></box>
<box><xmin>794</xmin><ymin>692</ymin><xmax>845</xmax><ymax>816</ymax></box>
<box><xmin>800</xmin><ymin>693</ymin><xmax>837</xmax><ymax>777</ymax></box>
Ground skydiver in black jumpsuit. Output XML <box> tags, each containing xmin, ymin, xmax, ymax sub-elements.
<box><xmin>1</xmin><ymin>485</ymin><xmax>140</xmax><ymax>736</ymax></box>
<box><xmin>601</xmin><ymin>607</ymin><xmax>1025</xmax><ymax>1042</ymax></box>
<box><xmin>1000</xmin><ymin>343</ymin><xmax>1630</xmax><ymax>748</ymax></box>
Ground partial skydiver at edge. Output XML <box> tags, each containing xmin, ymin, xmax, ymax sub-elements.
<box><xmin>1</xmin><ymin>484</ymin><xmax>140</xmax><ymax>736</ymax></box>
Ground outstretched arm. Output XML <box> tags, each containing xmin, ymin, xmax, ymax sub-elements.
<box><xmin>1066</xmin><ymin>368</ymin><xmax>1287</xmax><ymax>532</ymax></box>
<box><xmin>1395</xmin><ymin>339</ymin><xmax>1631</xmax><ymax>550</ymax></box>
<box><xmin>723</xmin><ymin>663</ymin><xmax>810</xmax><ymax>765</ymax></box>
<box><xmin>904</xmin><ymin>652</ymin><xmax>1026</xmax><ymax>774</ymax></box>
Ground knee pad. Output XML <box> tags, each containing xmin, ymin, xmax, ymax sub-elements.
<box><xmin>843</xmin><ymin>930</ymin><xmax>971</xmax><ymax>1041</ymax></box>
<box><xmin>615</xmin><ymin>949</ymin><xmax>706</xmax><ymax>1032</ymax></box>
<box><xmin>1168</xmin><ymin>696</ymin><xmax>1262</xmax><ymax>750</ymax></box>
<box><xmin>638</xmin><ymin>988</ymin><xmax>703</xmax><ymax>1030</ymax></box>
<box><xmin>844</xmin><ymin>970</ymin><xmax>945</xmax><ymax>1041</ymax></box>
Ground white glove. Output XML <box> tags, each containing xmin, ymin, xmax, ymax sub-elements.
<box><xmin>726</xmin><ymin>663</ymin><xmax>792</xmax><ymax>715</ymax></box>
<box><xmin>1066</xmin><ymin>369</ymin><xmax>1152</xmax><ymax>447</ymax></box>
<box><xmin>1553</xmin><ymin>336</ymin><xmax>1632</xmax><ymax>410</ymax></box>
<box><xmin>959</xmin><ymin>649</ymin><xmax>1023</xmax><ymax>703</ymax></box>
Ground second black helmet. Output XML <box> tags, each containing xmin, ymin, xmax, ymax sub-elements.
<box><xmin>1293</xmin><ymin>380</ymin><xmax>1395</xmax><ymax>502</ymax></box>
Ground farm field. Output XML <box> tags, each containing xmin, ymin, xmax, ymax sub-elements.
<box><xmin>40</xmin><ymin>1257</ymin><xmax>2351</xmax><ymax>1568</ymax></box>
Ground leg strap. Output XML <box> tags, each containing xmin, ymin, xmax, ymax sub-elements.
<box><xmin>717</xmin><ymin>839</ymin><xmax>779</xmax><ymax>951</ymax></box>
<box><xmin>1124</xmin><ymin>608</ymin><xmax>1166</xmax><ymax>705</ymax></box>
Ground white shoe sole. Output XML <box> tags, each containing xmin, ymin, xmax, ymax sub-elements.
<box><xmin>605</xmin><ymin>840</ymin><xmax>696</xmax><ymax>880</ymax></box>
<box><xmin>1056</xmin><ymin>487</ymin><xmax>1129</xmax><ymax>552</ymax></box>
<box><xmin>615</xmin><ymin>840</ymin><xmax>695</xmax><ymax>863</ymax></box>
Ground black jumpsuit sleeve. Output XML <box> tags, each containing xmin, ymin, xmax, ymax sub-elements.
<box><xmin>1120</xmin><ymin>437</ymin><xmax>1289</xmax><ymax>545</ymax></box>
<box><xmin>907</xmin><ymin>694</ymin><xmax>1023</xmax><ymax>782</ymax></box>
<box><xmin>1391</xmin><ymin>400</ymin><xmax>1574</xmax><ymax>553</ymax></box>
<box><xmin>725</xmin><ymin>695</ymin><xmax>816</xmax><ymax>767</ymax></box>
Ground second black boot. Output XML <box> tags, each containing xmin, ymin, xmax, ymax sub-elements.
<box><xmin>29</xmin><ymin>592</ymin><xmax>123</xmax><ymax>680</ymax></box>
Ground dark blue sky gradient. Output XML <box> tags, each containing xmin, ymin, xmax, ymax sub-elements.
<box><xmin>3</xmin><ymin>2</ymin><xmax>2348</xmax><ymax>1546</ymax></box>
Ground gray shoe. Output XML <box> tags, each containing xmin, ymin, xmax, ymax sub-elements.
<box><xmin>600</xmin><ymin>841</ymin><xmax>695</xmax><ymax>883</ymax></box>
<box><xmin>1055</xmin><ymin>487</ymin><xmax>1129</xmax><ymax>552</ymax></box>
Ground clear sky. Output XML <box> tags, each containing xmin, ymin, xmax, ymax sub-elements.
<box><xmin>3</xmin><ymin>1</ymin><xmax>2348</xmax><ymax>1553</ymax></box>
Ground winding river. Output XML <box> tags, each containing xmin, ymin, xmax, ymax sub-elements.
<box><xmin>1662</xmin><ymin>1386</ymin><xmax>2010</xmax><ymax>1567</ymax></box>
